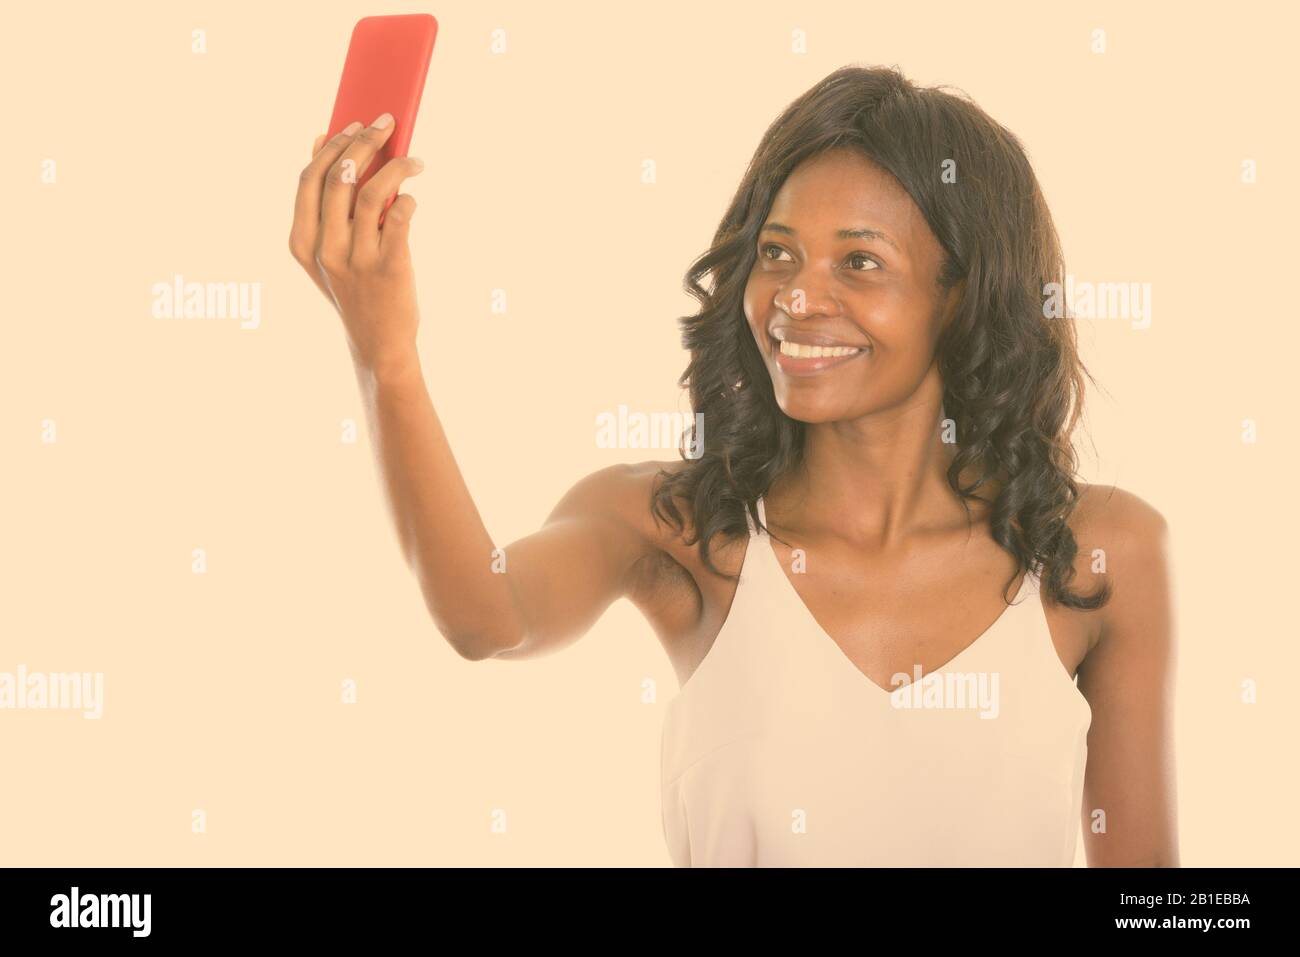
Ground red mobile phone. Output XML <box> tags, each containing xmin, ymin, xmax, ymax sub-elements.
<box><xmin>325</xmin><ymin>14</ymin><xmax>438</xmax><ymax>218</ymax></box>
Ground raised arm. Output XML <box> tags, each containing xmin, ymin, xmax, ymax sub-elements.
<box><xmin>289</xmin><ymin>118</ymin><xmax>658</xmax><ymax>660</ymax></box>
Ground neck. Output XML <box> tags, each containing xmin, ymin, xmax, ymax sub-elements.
<box><xmin>768</xmin><ymin>384</ymin><xmax>998</xmax><ymax>549</ymax></box>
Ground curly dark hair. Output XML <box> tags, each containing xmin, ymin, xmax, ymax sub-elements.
<box><xmin>650</xmin><ymin>64</ymin><xmax>1110</xmax><ymax>610</ymax></box>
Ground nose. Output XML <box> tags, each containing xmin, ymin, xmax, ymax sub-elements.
<box><xmin>775</xmin><ymin>269</ymin><xmax>839</xmax><ymax>320</ymax></box>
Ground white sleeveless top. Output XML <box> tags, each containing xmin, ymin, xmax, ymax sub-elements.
<box><xmin>660</xmin><ymin>495</ymin><xmax>1092</xmax><ymax>866</ymax></box>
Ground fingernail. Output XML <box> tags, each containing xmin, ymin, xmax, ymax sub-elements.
<box><xmin>343</xmin><ymin>121</ymin><xmax>363</xmax><ymax>135</ymax></box>
<box><xmin>409</xmin><ymin>157</ymin><xmax>424</xmax><ymax>170</ymax></box>
<box><xmin>372</xmin><ymin>113</ymin><xmax>393</xmax><ymax>129</ymax></box>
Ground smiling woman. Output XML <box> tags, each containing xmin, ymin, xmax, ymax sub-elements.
<box><xmin>646</xmin><ymin>65</ymin><xmax>1176</xmax><ymax>867</ymax></box>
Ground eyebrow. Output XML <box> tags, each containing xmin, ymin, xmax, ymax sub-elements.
<box><xmin>760</xmin><ymin>221</ymin><xmax>900</xmax><ymax>252</ymax></box>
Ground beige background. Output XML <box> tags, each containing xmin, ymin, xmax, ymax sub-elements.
<box><xmin>2</xmin><ymin>0</ymin><xmax>1296</xmax><ymax>866</ymax></box>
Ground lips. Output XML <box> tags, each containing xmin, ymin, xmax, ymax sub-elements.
<box><xmin>769</xmin><ymin>326</ymin><xmax>869</xmax><ymax>350</ymax></box>
<box><xmin>766</xmin><ymin>324</ymin><xmax>871</xmax><ymax>376</ymax></box>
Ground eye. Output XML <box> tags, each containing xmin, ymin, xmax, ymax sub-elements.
<box><xmin>759</xmin><ymin>244</ymin><xmax>880</xmax><ymax>272</ymax></box>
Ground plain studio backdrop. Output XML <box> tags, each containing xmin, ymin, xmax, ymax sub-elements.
<box><xmin>1</xmin><ymin>0</ymin><xmax>1295</xmax><ymax>866</ymax></box>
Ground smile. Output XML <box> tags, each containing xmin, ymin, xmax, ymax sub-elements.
<box><xmin>769</xmin><ymin>329</ymin><xmax>871</xmax><ymax>377</ymax></box>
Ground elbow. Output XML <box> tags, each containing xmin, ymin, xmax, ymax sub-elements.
<box><xmin>435</xmin><ymin>619</ymin><xmax>525</xmax><ymax>661</ymax></box>
<box><xmin>450</xmin><ymin>634</ymin><xmax>501</xmax><ymax>661</ymax></box>
<box><xmin>421</xmin><ymin>587</ymin><xmax>529</xmax><ymax>661</ymax></box>
<box><xmin>454</xmin><ymin>632</ymin><xmax>525</xmax><ymax>661</ymax></box>
<box><xmin>418</xmin><ymin>579</ymin><xmax>525</xmax><ymax>660</ymax></box>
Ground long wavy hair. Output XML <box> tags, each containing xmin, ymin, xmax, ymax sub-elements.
<box><xmin>650</xmin><ymin>64</ymin><xmax>1109</xmax><ymax>610</ymax></box>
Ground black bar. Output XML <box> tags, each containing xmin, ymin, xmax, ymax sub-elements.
<box><xmin>0</xmin><ymin>866</ymin><xmax>1285</xmax><ymax>943</ymax></box>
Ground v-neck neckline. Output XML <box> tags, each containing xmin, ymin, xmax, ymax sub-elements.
<box><xmin>753</xmin><ymin>496</ymin><xmax>1034</xmax><ymax>698</ymax></box>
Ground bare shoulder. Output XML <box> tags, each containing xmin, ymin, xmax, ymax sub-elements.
<box><xmin>1069</xmin><ymin>482</ymin><xmax>1175</xmax><ymax>653</ymax></box>
<box><xmin>1070</xmin><ymin>482</ymin><xmax>1171</xmax><ymax>568</ymax></box>
<box><xmin>545</xmin><ymin>458</ymin><xmax>691</xmax><ymax>549</ymax></box>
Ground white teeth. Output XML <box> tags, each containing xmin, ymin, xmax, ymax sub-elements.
<box><xmin>778</xmin><ymin>340</ymin><xmax>862</xmax><ymax>359</ymax></box>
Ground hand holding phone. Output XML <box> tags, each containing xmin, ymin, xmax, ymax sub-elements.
<box><xmin>325</xmin><ymin>14</ymin><xmax>438</xmax><ymax>217</ymax></box>
<box><xmin>288</xmin><ymin>14</ymin><xmax>439</xmax><ymax>374</ymax></box>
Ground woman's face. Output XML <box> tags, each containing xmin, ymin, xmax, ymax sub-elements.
<box><xmin>743</xmin><ymin>148</ymin><xmax>957</xmax><ymax>424</ymax></box>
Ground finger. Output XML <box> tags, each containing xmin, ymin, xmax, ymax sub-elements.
<box><xmin>379</xmin><ymin>194</ymin><xmax>418</xmax><ymax>259</ymax></box>
<box><xmin>291</xmin><ymin>122</ymin><xmax>363</xmax><ymax>259</ymax></box>
<box><xmin>321</xmin><ymin>113</ymin><xmax>397</xmax><ymax>244</ymax></box>
<box><xmin>353</xmin><ymin>156</ymin><xmax>424</xmax><ymax>257</ymax></box>
<box><xmin>312</xmin><ymin>133</ymin><xmax>327</xmax><ymax>157</ymax></box>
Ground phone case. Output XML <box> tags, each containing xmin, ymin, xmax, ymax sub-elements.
<box><xmin>325</xmin><ymin>14</ymin><xmax>438</xmax><ymax>216</ymax></box>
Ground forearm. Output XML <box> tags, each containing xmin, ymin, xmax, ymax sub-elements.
<box><xmin>351</xmin><ymin>351</ymin><xmax>525</xmax><ymax>657</ymax></box>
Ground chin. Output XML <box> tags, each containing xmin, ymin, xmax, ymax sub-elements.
<box><xmin>773</xmin><ymin>395</ymin><xmax>857</xmax><ymax>425</ymax></box>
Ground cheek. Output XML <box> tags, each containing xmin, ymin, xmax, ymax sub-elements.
<box><xmin>864</xmin><ymin>285</ymin><xmax>939</xmax><ymax>351</ymax></box>
<box><xmin>742</xmin><ymin>273</ymin><xmax>768</xmax><ymax>336</ymax></box>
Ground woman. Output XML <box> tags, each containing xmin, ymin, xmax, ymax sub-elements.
<box><xmin>289</xmin><ymin>65</ymin><xmax>1177</xmax><ymax>867</ymax></box>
